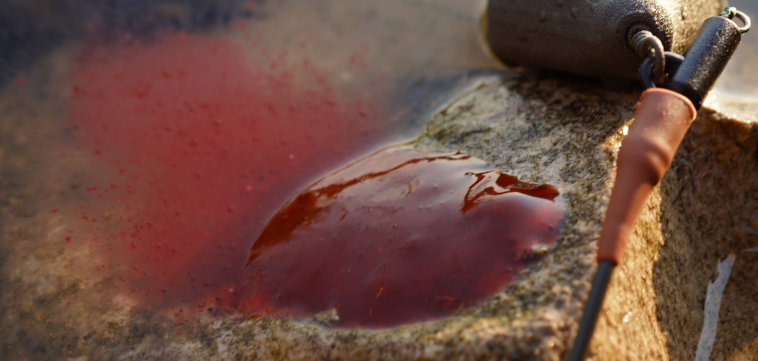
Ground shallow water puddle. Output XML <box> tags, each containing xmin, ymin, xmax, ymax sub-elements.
<box><xmin>242</xmin><ymin>145</ymin><xmax>563</xmax><ymax>327</ymax></box>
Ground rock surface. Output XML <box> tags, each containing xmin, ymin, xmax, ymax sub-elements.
<box><xmin>2</xmin><ymin>66</ymin><xmax>758</xmax><ymax>360</ymax></box>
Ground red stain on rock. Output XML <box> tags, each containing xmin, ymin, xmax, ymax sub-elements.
<box><xmin>68</xmin><ymin>34</ymin><xmax>388</xmax><ymax>308</ymax></box>
<box><xmin>243</xmin><ymin>145</ymin><xmax>563</xmax><ymax>327</ymax></box>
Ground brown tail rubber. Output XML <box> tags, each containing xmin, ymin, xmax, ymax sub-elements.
<box><xmin>596</xmin><ymin>88</ymin><xmax>697</xmax><ymax>264</ymax></box>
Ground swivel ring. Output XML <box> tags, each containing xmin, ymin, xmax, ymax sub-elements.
<box><xmin>734</xmin><ymin>10</ymin><xmax>752</xmax><ymax>34</ymax></box>
<box><xmin>629</xmin><ymin>30</ymin><xmax>666</xmax><ymax>84</ymax></box>
<box><xmin>639</xmin><ymin>52</ymin><xmax>684</xmax><ymax>89</ymax></box>
<box><xmin>722</xmin><ymin>7</ymin><xmax>752</xmax><ymax>34</ymax></box>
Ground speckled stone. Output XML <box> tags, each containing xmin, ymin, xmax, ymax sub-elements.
<box><xmin>2</xmin><ymin>66</ymin><xmax>757</xmax><ymax>360</ymax></box>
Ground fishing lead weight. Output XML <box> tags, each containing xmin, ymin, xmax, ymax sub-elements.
<box><xmin>484</xmin><ymin>0</ymin><xmax>726</xmax><ymax>81</ymax></box>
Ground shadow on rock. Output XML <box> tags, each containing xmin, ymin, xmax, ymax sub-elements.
<box><xmin>655</xmin><ymin>110</ymin><xmax>758</xmax><ymax>360</ymax></box>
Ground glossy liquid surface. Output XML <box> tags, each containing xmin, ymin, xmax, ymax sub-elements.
<box><xmin>243</xmin><ymin>145</ymin><xmax>563</xmax><ymax>327</ymax></box>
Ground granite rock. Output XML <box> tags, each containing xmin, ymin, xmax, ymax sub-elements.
<box><xmin>1</xmin><ymin>68</ymin><xmax>757</xmax><ymax>360</ymax></box>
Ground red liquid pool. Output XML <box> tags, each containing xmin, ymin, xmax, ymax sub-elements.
<box><xmin>67</xmin><ymin>33</ymin><xmax>563</xmax><ymax>327</ymax></box>
<box><xmin>242</xmin><ymin>145</ymin><xmax>563</xmax><ymax>327</ymax></box>
<box><xmin>67</xmin><ymin>33</ymin><xmax>387</xmax><ymax>309</ymax></box>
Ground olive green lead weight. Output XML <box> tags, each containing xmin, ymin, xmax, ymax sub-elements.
<box><xmin>485</xmin><ymin>0</ymin><xmax>726</xmax><ymax>80</ymax></box>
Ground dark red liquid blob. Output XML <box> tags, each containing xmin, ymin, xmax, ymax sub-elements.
<box><xmin>67</xmin><ymin>33</ymin><xmax>389</xmax><ymax>309</ymax></box>
<box><xmin>242</xmin><ymin>145</ymin><xmax>563</xmax><ymax>327</ymax></box>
